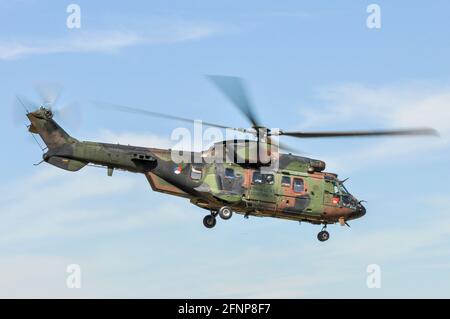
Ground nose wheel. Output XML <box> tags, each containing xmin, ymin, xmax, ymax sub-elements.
<box><xmin>317</xmin><ymin>230</ymin><xmax>330</xmax><ymax>241</ymax></box>
<box><xmin>317</xmin><ymin>225</ymin><xmax>330</xmax><ymax>242</ymax></box>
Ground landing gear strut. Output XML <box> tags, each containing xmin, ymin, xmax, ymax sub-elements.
<box><xmin>317</xmin><ymin>225</ymin><xmax>330</xmax><ymax>242</ymax></box>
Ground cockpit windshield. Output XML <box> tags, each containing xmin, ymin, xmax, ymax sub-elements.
<box><xmin>339</xmin><ymin>183</ymin><xmax>350</xmax><ymax>195</ymax></box>
<box><xmin>330</xmin><ymin>180</ymin><xmax>350</xmax><ymax>195</ymax></box>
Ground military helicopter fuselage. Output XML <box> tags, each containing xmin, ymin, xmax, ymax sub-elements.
<box><xmin>27</xmin><ymin>108</ymin><xmax>365</xmax><ymax>242</ymax></box>
<box><xmin>23</xmin><ymin>75</ymin><xmax>437</xmax><ymax>241</ymax></box>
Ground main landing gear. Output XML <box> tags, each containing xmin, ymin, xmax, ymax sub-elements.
<box><xmin>317</xmin><ymin>225</ymin><xmax>330</xmax><ymax>242</ymax></box>
<box><xmin>203</xmin><ymin>206</ymin><xmax>233</xmax><ymax>229</ymax></box>
<box><xmin>203</xmin><ymin>214</ymin><xmax>217</xmax><ymax>228</ymax></box>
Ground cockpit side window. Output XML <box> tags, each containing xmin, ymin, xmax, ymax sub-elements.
<box><xmin>281</xmin><ymin>176</ymin><xmax>291</xmax><ymax>187</ymax></box>
<box><xmin>225</xmin><ymin>168</ymin><xmax>235</xmax><ymax>179</ymax></box>
<box><xmin>190</xmin><ymin>165</ymin><xmax>202</xmax><ymax>180</ymax></box>
<box><xmin>293</xmin><ymin>178</ymin><xmax>305</xmax><ymax>193</ymax></box>
<box><xmin>333</xmin><ymin>183</ymin><xmax>340</xmax><ymax>194</ymax></box>
<box><xmin>252</xmin><ymin>172</ymin><xmax>274</xmax><ymax>185</ymax></box>
<box><xmin>265</xmin><ymin>174</ymin><xmax>274</xmax><ymax>185</ymax></box>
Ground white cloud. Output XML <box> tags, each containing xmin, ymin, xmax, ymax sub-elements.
<box><xmin>0</xmin><ymin>19</ymin><xmax>223</xmax><ymax>60</ymax></box>
<box><xmin>0</xmin><ymin>160</ymin><xmax>200</xmax><ymax>297</ymax></box>
<box><xmin>298</xmin><ymin>82</ymin><xmax>450</xmax><ymax>171</ymax></box>
<box><xmin>301</xmin><ymin>82</ymin><xmax>450</xmax><ymax>133</ymax></box>
<box><xmin>0</xmin><ymin>165</ymin><xmax>196</xmax><ymax>245</ymax></box>
<box><xmin>0</xmin><ymin>31</ymin><xmax>142</xmax><ymax>60</ymax></box>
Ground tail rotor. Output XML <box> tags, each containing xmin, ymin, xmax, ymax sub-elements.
<box><xmin>13</xmin><ymin>83</ymin><xmax>81</xmax><ymax>129</ymax></box>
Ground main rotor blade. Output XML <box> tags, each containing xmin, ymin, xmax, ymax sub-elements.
<box><xmin>263</xmin><ymin>135</ymin><xmax>301</xmax><ymax>154</ymax></box>
<box><xmin>206</xmin><ymin>75</ymin><xmax>261</xmax><ymax>128</ymax></box>
<box><xmin>94</xmin><ymin>101</ymin><xmax>243</xmax><ymax>131</ymax></box>
<box><xmin>278</xmin><ymin>128</ymin><xmax>439</xmax><ymax>138</ymax></box>
<box><xmin>272</xmin><ymin>141</ymin><xmax>302</xmax><ymax>154</ymax></box>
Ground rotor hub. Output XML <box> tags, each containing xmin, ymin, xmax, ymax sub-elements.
<box><xmin>40</xmin><ymin>106</ymin><xmax>54</xmax><ymax>119</ymax></box>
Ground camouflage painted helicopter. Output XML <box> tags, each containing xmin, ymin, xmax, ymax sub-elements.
<box><xmin>22</xmin><ymin>76</ymin><xmax>438</xmax><ymax>241</ymax></box>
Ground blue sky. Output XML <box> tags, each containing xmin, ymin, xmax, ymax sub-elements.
<box><xmin>1</xmin><ymin>0</ymin><xmax>450</xmax><ymax>298</ymax></box>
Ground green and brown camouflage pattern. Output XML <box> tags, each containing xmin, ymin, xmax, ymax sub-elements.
<box><xmin>27</xmin><ymin>108</ymin><xmax>366</xmax><ymax>226</ymax></box>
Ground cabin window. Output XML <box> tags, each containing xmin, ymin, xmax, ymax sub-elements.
<box><xmin>281</xmin><ymin>176</ymin><xmax>291</xmax><ymax>187</ymax></box>
<box><xmin>252</xmin><ymin>172</ymin><xmax>274</xmax><ymax>185</ymax></box>
<box><xmin>225</xmin><ymin>168</ymin><xmax>235</xmax><ymax>179</ymax></box>
<box><xmin>252</xmin><ymin>172</ymin><xmax>262</xmax><ymax>184</ymax></box>
<box><xmin>265</xmin><ymin>174</ymin><xmax>274</xmax><ymax>184</ymax></box>
<box><xmin>293</xmin><ymin>178</ymin><xmax>305</xmax><ymax>193</ymax></box>
<box><xmin>190</xmin><ymin>165</ymin><xmax>202</xmax><ymax>180</ymax></box>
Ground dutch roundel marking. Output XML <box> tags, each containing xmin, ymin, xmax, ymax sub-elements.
<box><xmin>174</xmin><ymin>164</ymin><xmax>182</xmax><ymax>175</ymax></box>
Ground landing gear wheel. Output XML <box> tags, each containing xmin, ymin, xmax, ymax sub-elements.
<box><xmin>203</xmin><ymin>215</ymin><xmax>216</xmax><ymax>229</ymax></box>
<box><xmin>317</xmin><ymin>230</ymin><xmax>330</xmax><ymax>242</ymax></box>
<box><xmin>218</xmin><ymin>206</ymin><xmax>233</xmax><ymax>220</ymax></box>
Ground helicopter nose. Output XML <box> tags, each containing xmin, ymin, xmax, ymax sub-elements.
<box><xmin>356</xmin><ymin>203</ymin><xmax>366</xmax><ymax>217</ymax></box>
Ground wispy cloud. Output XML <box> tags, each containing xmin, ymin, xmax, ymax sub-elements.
<box><xmin>260</xmin><ymin>11</ymin><xmax>311</xmax><ymax>18</ymax></box>
<box><xmin>0</xmin><ymin>31</ymin><xmax>142</xmax><ymax>60</ymax></box>
<box><xmin>2</xmin><ymin>164</ymin><xmax>450</xmax><ymax>297</ymax></box>
<box><xmin>0</xmin><ymin>255</ymin><xmax>90</xmax><ymax>298</ymax></box>
<box><xmin>301</xmin><ymin>82</ymin><xmax>450</xmax><ymax>132</ymax></box>
<box><xmin>0</xmin><ymin>164</ymin><xmax>196</xmax><ymax>245</ymax></box>
<box><xmin>0</xmin><ymin>19</ymin><xmax>223</xmax><ymax>60</ymax></box>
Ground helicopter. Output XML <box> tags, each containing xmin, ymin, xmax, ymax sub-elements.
<box><xmin>21</xmin><ymin>76</ymin><xmax>438</xmax><ymax>241</ymax></box>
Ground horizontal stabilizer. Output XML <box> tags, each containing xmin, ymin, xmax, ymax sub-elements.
<box><xmin>46</xmin><ymin>156</ymin><xmax>87</xmax><ymax>172</ymax></box>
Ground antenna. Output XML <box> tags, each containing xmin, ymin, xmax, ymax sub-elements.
<box><xmin>25</xmin><ymin>124</ymin><xmax>47</xmax><ymax>152</ymax></box>
<box><xmin>16</xmin><ymin>96</ymin><xmax>30</xmax><ymax>114</ymax></box>
<box><xmin>33</xmin><ymin>159</ymin><xmax>44</xmax><ymax>166</ymax></box>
